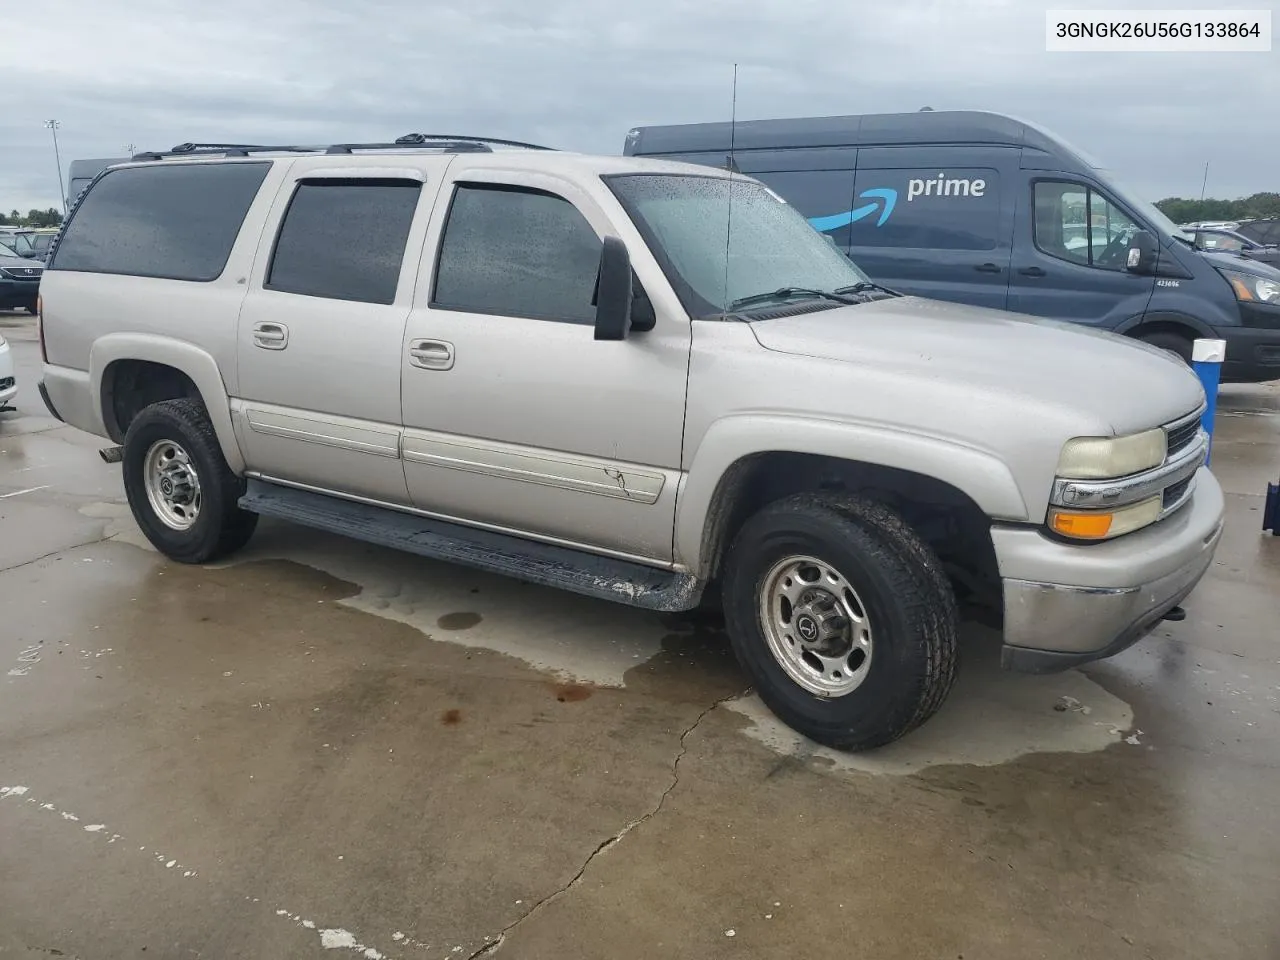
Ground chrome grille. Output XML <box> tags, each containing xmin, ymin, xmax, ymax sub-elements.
<box><xmin>1165</xmin><ymin>411</ymin><xmax>1202</xmax><ymax>457</ymax></box>
<box><xmin>1162</xmin><ymin>475</ymin><xmax>1193</xmax><ymax>511</ymax></box>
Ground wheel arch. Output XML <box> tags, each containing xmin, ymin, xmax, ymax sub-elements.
<box><xmin>90</xmin><ymin>334</ymin><xmax>245</xmax><ymax>474</ymax></box>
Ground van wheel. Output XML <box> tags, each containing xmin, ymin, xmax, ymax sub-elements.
<box><xmin>25</xmin><ymin>305</ymin><xmax>37</xmax><ymax>316</ymax></box>
<box><xmin>122</xmin><ymin>398</ymin><xmax>257</xmax><ymax>563</ymax></box>
<box><xmin>722</xmin><ymin>493</ymin><xmax>959</xmax><ymax>751</ymax></box>
<box><xmin>1137</xmin><ymin>331</ymin><xmax>1193</xmax><ymax>365</ymax></box>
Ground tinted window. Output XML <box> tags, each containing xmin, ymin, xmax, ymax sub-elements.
<box><xmin>848</xmin><ymin>168</ymin><xmax>1001</xmax><ymax>251</ymax></box>
<box><xmin>751</xmin><ymin>170</ymin><xmax>857</xmax><ymax>250</ymax></box>
<box><xmin>267</xmin><ymin>179</ymin><xmax>420</xmax><ymax>305</ymax></box>
<box><xmin>51</xmin><ymin>163</ymin><xmax>269</xmax><ymax>280</ymax></box>
<box><xmin>433</xmin><ymin>184</ymin><xmax>601</xmax><ymax>323</ymax></box>
<box><xmin>1034</xmin><ymin>181</ymin><xmax>1140</xmax><ymax>271</ymax></box>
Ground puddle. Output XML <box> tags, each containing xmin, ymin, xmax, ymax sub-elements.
<box><xmin>728</xmin><ymin>628</ymin><xmax>1134</xmax><ymax>775</ymax></box>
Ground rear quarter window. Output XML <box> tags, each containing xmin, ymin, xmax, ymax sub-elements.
<box><xmin>49</xmin><ymin>162</ymin><xmax>270</xmax><ymax>281</ymax></box>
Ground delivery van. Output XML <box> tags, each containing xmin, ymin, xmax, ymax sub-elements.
<box><xmin>624</xmin><ymin>111</ymin><xmax>1280</xmax><ymax>382</ymax></box>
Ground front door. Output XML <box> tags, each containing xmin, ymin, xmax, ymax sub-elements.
<box><xmin>399</xmin><ymin>169</ymin><xmax>691</xmax><ymax>564</ymax></box>
<box><xmin>234</xmin><ymin>161</ymin><xmax>442</xmax><ymax>504</ymax></box>
<box><xmin>1007</xmin><ymin>177</ymin><xmax>1156</xmax><ymax>328</ymax></box>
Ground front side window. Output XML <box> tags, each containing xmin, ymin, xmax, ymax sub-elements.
<box><xmin>432</xmin><ymin>184</ymin><xmax>602</xmax><ymax>324</ymax></box>
<box><xmin>50</xmin><ymin>162</ymin><xmax>270</xmax><ymax>280</ymax></box>
<box><xmin>607</xmin><ymin>174</ymin><xmax>868</xmax><ymax>318</ymax></box>
<box><xmin>267</xmin><ymin>179</ymin><xmax>421</xmax><ymax>305</ymax></box>
<box><xmin>1034</xmin><ymin>181</ymin><xmax>1141</xmax><ymax>271</ymax></box>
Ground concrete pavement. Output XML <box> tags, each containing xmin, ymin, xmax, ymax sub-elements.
<box><xmin>2</xmin><ymin>311</ymin><xmax>1278</xmax><ymax>959</ymax></box>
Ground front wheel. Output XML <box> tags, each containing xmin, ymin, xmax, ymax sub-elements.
<box><xmin>122</xmin><ymin>398</ymin><xmax>257</xmax><ymax>563</ymax></box>
<box><xmin>1137</xmin><ymin>331</ymin><xmax>1193</xmax><ymax>365</ymax></box>
<box><xmin>722</xmin><ymin>494</ymin><xmax>959</xmax><ymax>751</ymax></box>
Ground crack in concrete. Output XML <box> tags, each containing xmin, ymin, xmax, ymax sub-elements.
<box><xmin>465</xmin><ymin>688</ymin><xmax>746</xmax><ymax>959</ymax></box>
<box><xmin>0</xmin><ymin>535</ymin><xmax>112</xmax><ymax>575</ymax></box>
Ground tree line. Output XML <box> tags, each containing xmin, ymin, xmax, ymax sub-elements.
<box><xmin>1154</xmin><ymin>192</ymin><xmax>1280</xmax><ymax>225</ymax></box>
<box><xmin>0</xmin><ymin>208</ymin><xmax>65</xmax><ymax>228</ymax></box>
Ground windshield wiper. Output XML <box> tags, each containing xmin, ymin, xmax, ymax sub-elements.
<box><xmin>728</xmin><ymin>287</ymin><xmax>856</xmax><ymax>311</ymax></box>
<box><xmin>833</xmin><ymin>281</ymin><xmax>900</xmax><ymax>297</ymax></box>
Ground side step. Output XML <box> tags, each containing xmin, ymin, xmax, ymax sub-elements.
<box><xmin>238</xmin><ymin>479</ymin><xmax>703</xmax><ymax>612</ymax></box>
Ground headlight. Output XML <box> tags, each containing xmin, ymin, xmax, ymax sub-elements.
<box><xmin>1056</xmin><ymin>428</ymin><xmax>1167</xmax><ymax>480</ymax></box>
<box><xmin>1220</xmin><ymin>268</ymin><xmax>1280</xmax><ymax>304</ymax></box>
<box><xmin>1049</xmin><ymin>495</ymin><xmax>1163</xmax><ymax>541</ymax></box>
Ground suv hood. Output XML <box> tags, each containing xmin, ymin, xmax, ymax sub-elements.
<box><xmin>748</xmin><ymin>296</ymin><xmax>1203</xmax><ymax>434</ymax></box>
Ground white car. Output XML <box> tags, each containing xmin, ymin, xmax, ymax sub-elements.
<box><xmin>0</xmin><ymin>333</ymin><xmax>16</xmax><ymax>408</ymax></box>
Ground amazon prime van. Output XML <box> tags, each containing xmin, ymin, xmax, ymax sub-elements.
<box><xmin>624</xmin><ymin>111</ymin><xmax>1280</xmax><ymax>383</ymax></box>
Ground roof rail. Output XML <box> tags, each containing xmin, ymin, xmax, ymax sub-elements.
<box><xmin>394</xmin><ymin>133</ymin><xmax>554</xmax><ymax>151</ymax></box>
<box><xmin>131</xmin><ymin>134</ymin><xmax>554</xmax><ymax>163</ymax></box>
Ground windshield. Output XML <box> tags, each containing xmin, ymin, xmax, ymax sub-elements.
<box><xmin>606</xmin><ymin>174</ymin><xmax>869</xmax><ymax>318</ymax></box>
<box><xmin>1094</xmin><ymin>168</ymin><xmax>1193</xmax><ymax>245</ymax></box>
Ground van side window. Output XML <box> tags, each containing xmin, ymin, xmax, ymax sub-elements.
<box><xmin>49</xmin><ymin>162</ymin><xmax>270</xmax><ymax>281</ymax></box>
<box><xmin>266</xmin><ymin>179</ymin><xmax>421</xmax><ymax>305</ymax></box>
<box><xmin>849</xmin><ymin>168</ymin><xmax>1001</xmax><ymax>251</ymax></box>
<box><xmin>432</xmin><ymin>184</ymin><xmax>601</xmax><ymax>324</ymax></box>
<box><xmin>1033</xmin><ymin>182</ymin><xmax>1141</xmax><ymax>271</ymax></box>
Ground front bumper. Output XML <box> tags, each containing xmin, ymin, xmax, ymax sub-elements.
<box><xmin>995</xmin><ymin>468</ymin><xmax>1225</xmax><ymax>673</ymax></box>
<box><xmin>0</xmin><ymin>278</ymin><xmax>39</xmax><ymax>310</ymax></box>
<box><xmin>1219</xmin><ymin>314</ymin><xmax>1280</xmax><ymax>383</ymax></box>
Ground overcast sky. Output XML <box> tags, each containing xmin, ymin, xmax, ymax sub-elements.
<box><xmin>4</xmin><ymin>0</ymin><xmax>1277</xmax><ymax>213</ymax></box>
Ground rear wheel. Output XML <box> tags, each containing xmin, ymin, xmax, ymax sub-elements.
<box><xmin>122</xmin><ymin>398</ymin><xmax>257</xmax><ymax>563</ymax></box>
<box><xmin>1136</xmin><ymin>330</ymin><xmax>1194</xmax><ymax>365</ymax></box>
<box><xmin>722</xmin><ymin>493</ymin><xmax>959</xmax><ymax>751</ymax></box>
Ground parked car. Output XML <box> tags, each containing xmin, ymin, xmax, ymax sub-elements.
<box><xmin>1188</xmin><ymin>227</ymin><xmax>1280</xmax><ymax>270</ymax></box>
<box><xmin>0</xmin><ymin>332</ymin><xmax>16</xmax><ymax>409</ymax></box>
<box><xmin>0</xmin><ymin>248</ymin><xmax>42</xmax><ymax>314</ymax></box>
<box><xmin>625</xmin><ymin>111</ymin><xmax>1280</xmax><ymax>383</ymax></box>
<box><xmin>1237</xmin><ymin>217</ymin><xmax>1280</xmax><ymax>247</ymax></box>
<box><xmin>37</xmin><ymin>136</ymin><xmax>1222</xmax><ymax>750</ymax></box>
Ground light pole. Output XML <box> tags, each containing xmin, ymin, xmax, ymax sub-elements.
<box><xmin>44</xmin><ymin>119</ymin><xmax>68</xmax><ymax>215</ymax></box>
<box><xmin>124</xmin><ymin>143</ymin><xmax>135</xmax><ymax>156</ymax></box>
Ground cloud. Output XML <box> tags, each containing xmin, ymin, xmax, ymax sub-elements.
<box><xmin>4</xmin><ymin>0</ymin><xmax>1277</xmax><ymax>211</ymax></box>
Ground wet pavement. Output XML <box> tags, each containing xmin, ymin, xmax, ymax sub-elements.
<box><xmin>2</xmin><ymin>310</ymin><xmax>1278</xmax><ymax>959</ymax></box>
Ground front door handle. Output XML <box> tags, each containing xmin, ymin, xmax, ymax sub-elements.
<box><xmin>974</xmin><ymin>262</ymin><xmax>1002</xmax><ymax>274</ymax></box>
<box><xmin>1018</xmin><ymin>266</ymin><xmax>1047</xmax><ymax>278</ymax></box>
<box><xmin>408</xmin><ymin>338</ymin><xmax>455</xmax><ymax>371</ymax></box>
<box><xmin>252</xmin><ymin>322</ymin><xmax>289</xmax><ymax>350</ymax></box>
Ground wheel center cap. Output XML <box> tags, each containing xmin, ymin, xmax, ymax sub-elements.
<box><xmin>160</xmin><ymin>478</ymin><xmax>174</xmax><ymax>495</ymax></box>
<box><xmin>796</xmin><ymin>615</ymin><xmax>819</xmax><ymax>642</ymax></box>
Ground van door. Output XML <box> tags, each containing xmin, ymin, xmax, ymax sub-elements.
<box><xmin>848</xmin><ymin>147</ymin><xmax>1015</xmax><ymax>310</ymax></box>
<box><xmin>234</xmin><ymin>159</ymin><xmax>445</xmax><ymax>504</ymax></box>
<box><xmin>1006</xmin><ymin>176</ymin><xmax>1156</xmax><ymax>327</ymax></box>
<box><xmin>398</xmin><ymin>167</ymin><xmax>691</xmax><ymax>564</ymax></box>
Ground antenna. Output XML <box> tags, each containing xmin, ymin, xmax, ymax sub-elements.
<box><xmin>721</xmin><ymin>63</ymin><xmax>739</xmax><ymax>314</ymax></box>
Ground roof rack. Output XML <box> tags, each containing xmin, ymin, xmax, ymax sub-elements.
<box><xmin>131</xmin><ymin>133</ymin><xmax>554</xmax><ymax>162</ymax></box>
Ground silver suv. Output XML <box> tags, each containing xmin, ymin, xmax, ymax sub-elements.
<box><xmin>36</xmin><ymin>136</ymin><xmax>1224</xmax><ymax>750</ymax></box>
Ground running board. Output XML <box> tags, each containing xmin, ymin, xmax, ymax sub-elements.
<box><xmin>238</xmin><ymin>479</ymin><xmax>703</xmax><ymax>612</ymax></box>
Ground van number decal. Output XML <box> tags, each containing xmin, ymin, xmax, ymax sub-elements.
<box><xmin>1156</xmin><ymin>279</ymin><xmax>1180</xmax><ymax>287</ymax></box>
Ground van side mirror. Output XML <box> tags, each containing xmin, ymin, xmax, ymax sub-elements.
<box><xmin>594</xmin><ymin>236</ymin><xmax>633</xmax><ymax>341</ymax></box>
<box><xmin>1126</xmin><ymin>230</ymin><xmax>1158</xmax><ymax>275</ymax></box>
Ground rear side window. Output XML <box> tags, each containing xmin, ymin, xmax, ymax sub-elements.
<box><xmin>50</xmin><ymin>163</ymin><xmax>269</xmax><ymax>280</ymax></box>
<box><xmin>849</xmin><ymin>167</ymin><xmax>1001</xmax><ymax>251</ymax></box>
<box><xmin>432</xmin><ymin>184</ymin><xmax>601</xmax><ymax>323</ymax></box>
<box><xmin>266</xmin><ymin>179</ymin><xmax>421</xmax><ymax>305</ymax></box>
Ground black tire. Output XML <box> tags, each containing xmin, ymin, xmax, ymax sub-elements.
<box><xmin>122</xmin><ymin>398</ymin><xmax>257</xmax><ymax>563</ymax></box>
<box><xmin>25</xmin><ymin>304</ymin><xmax>37</xmax><ymax>316</ymax></box>
<box><xmin>722</xmin><ymin>493</ymin><xmax>959</xmax><ymax>751</ymax></box>
<box><xmin>1137</xmin><ymin>331</ymin><xmax>1193</xmax><ymax>365</ymax></box>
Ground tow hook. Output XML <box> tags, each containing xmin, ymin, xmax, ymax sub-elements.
<box><xmin>99</xmin><ymin>446</ymin><xmax>124</xmax><ymax>463</ymax></box>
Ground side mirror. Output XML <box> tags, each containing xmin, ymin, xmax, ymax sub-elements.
<box><xmin>594</xmin><ymin>236</ymin><xmax>633</xmax><ymax>341</ymax></box>
<box><xmin>1126</xmin><ymin>230</ymin><xmax>1158</xmax><ymax>275</ymax></box>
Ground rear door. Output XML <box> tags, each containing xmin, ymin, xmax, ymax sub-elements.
<box><xmin>1006</xmin><ymin>176</ymin><xmax>1156</xmax><ymax>328</ymax></box>
<box><xmin>847</xmin><ymin>147</ymin><xmax>1014</xmax><ymax>310</ymax></box>
<box><xmin>233</xmin><ymin>158</ymin><xmax>445</xmax><ymax>504</ymax></box>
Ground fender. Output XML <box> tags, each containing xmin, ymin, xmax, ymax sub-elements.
<box><xmin>89</xmin><ymin>333</ymin><xmax>246</xmax><ymax>474</ymax></box>
<box><xmin>674</xmin><ymin>415</ymin><xmax>1029</xmax><ymax>573</ymax></box>
<box><xmin>1115</xmin><ymin>310</ymin><xmax>1217</xmax><ymax>339</ymax></box>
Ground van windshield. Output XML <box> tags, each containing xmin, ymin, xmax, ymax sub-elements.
<box><xmin>1095</xmin><ymin>169</ymin><xmax>1193</xmax><ymax>245</ymax></box>
<box><xmin>607</xmin><ymin>174</ymin><xmax>869</xmax><ymax>318</ymax></box>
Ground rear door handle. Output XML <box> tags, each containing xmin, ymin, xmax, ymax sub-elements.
<box><xmin>408</xmin><ymin>338</ymin><xmax>455</xmax><ymax>371</ymax></box>
<box><xmin>252</xmin><ymin>322</ymin><xmax>289</xmax><ymax>350</ymax></box>
<box><xmin>974</xmin><ymin>262</ymin><xmax>1002</xmax><ymax>274</ymax></box>
<box><xmin>1018</xmin><ymin>266</ymin><xmax>1047</xmax><ymax>278</ymax></box>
